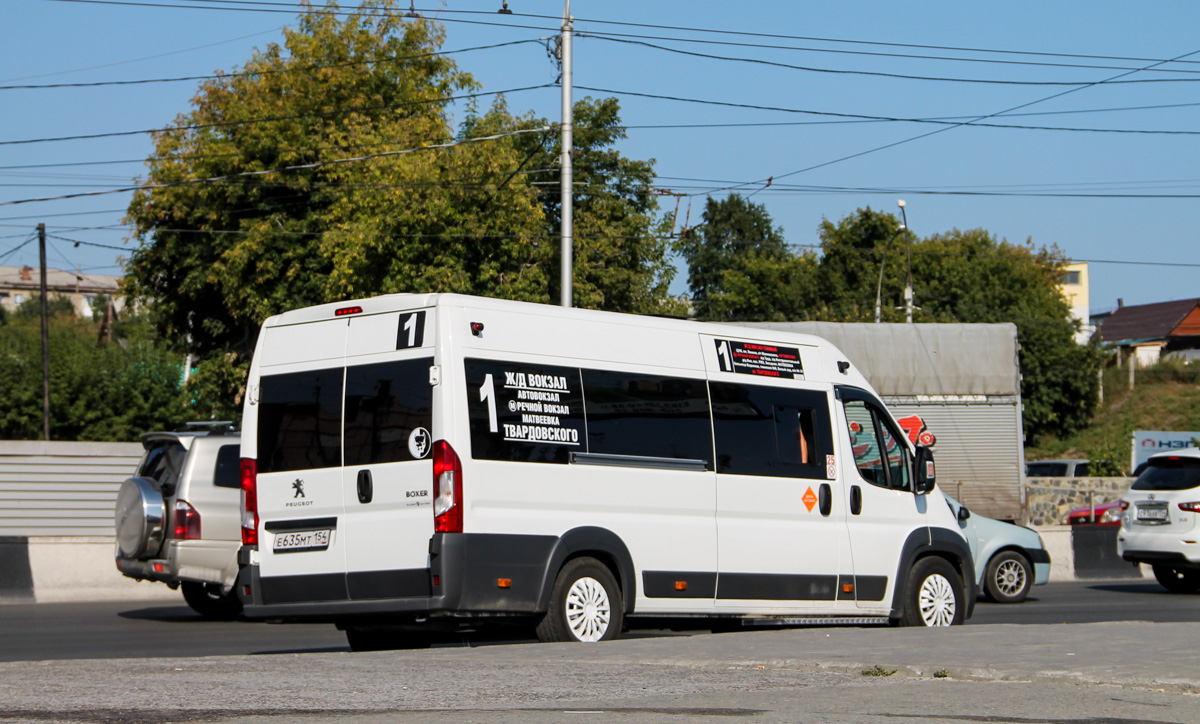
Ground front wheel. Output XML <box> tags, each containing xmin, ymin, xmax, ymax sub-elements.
<box><xmin>536</xmin><ymin>557</ymin><xmax>623</xmax><ymax>643</ymax></box>
<box><xmin>181</xmin><ymin>581</ymin><xmax>242</xmax><ymax>619</ymax></box>
<box><xmin>900</xmin><ymin>557</ymin><xmax>965</xmax><ymax>627</ymax></box>
<box><xmin>983</xmin><ymin>551</ymin><xmax>1032</xmax><ymax>603</ymax></box>
<box><xmin>1152</xmin><ymin>564</ymin><xmax>1200</xmax><ymax>593</ymax></box>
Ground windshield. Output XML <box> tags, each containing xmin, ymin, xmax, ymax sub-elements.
<box><xmin>1131</xmin><ymin>456</ymin><xmax>1200</xmax><ymax>492</ymax></box>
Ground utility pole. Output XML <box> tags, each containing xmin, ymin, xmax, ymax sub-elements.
<box><xmin>37</xmin><ymin>223</ymin><xmax>50</xmax><ymax>441</ymax></box>
<box><xmin>559</xmin><ymin>0</ymin><xmax>574</xmax><ymax>308</ymax></box>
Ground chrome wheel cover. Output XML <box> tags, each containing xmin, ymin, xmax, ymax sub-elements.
<box><xmin>994</xmin><ymin>559</ymin><xmax>1027</xmax><ymax>597</ymax></box>
<box><xmin>565</xmin><ymin>576</ymin><xmax>611</xmax><ymax>642</ymax></box>
<box><xmin>918</xmin><ymin>573</ymin><xmax>956</xmax><ymax>626</ymax></box>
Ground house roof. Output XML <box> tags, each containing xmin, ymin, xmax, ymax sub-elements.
<box><xmin>1098</xmin><ymin>297</ymin><xmax>1200</xmax><ymax>345</ymax></box>
<box><xmin>0</xmin><ymin>265</ymin><xmax>119</xmax><ymax>294</ymax></box>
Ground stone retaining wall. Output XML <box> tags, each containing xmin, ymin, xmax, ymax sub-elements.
<box><xmin>1025</xmin><ymin>476</ymin><xmax>1133</xmax><ymax>526</ymax></box>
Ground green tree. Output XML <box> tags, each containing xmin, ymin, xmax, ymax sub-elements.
<box><xmin>125</xmin><ymin>1</ymin><xmax>547</xmax><ymax>363</ymax></box>
<box><xmin>0</xmin><ymin>311</ymin><xmax>187</xmax><ymax>440</ymax></box>
<box><xmin>817</xmin><ymin>209</ymin><xmax>1100</xmax><ymax>442</ymax></box>
<box><xmin>509</xmin><ymin>96</ymin><xmax>680</xmax><ymax>314</ymax></box>
<box><xmin>677</xmin><ymin>194</ymin><xmax>817</xmax><ymax>320</ymax></box>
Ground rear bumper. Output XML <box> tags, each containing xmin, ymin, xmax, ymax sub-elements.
<box><xmin>1118</xmin><ymin>530</ymin><xmax>1200</xmax><ymax>567</ymax></box>
<box><xmin>116</xmin><ymin>540</ymin><xmax>240</xmax><ymax>589</ymax></box>
<box><xmin>239</xmin><ymin>532</ymin><xmax>556</xmax><ymax>621</ymax></box>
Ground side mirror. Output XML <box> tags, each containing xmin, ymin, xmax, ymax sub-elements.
<box><xmin>913</xmin><ymin>446</ymin><xmax>936</xmax><ymax>494</ymax></box>
<box><xmin>957</xmin><ymin>505</ymin><xmax>971</xmax><ymax>522</ymax></box>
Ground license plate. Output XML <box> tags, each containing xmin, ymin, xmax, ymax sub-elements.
<box><xmin>273</xmin><ymin>529</ymin><xmax>331</xmax><ymax>553</ymax></box>
<box><xmin>1137</xmin><ymin>506</ymin><xmax>1168</xmax><ymax>521</ymax></box>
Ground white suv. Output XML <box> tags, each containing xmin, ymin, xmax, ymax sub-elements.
<box><xmin>114</xmin><ymin>426</ymin><xmax>243</xmax><ymax>617</ymax></box>
<box><xmin>1117</xmin><ymin>448</ymin><xmax>1200</xmax><ymax>592</ymax></box>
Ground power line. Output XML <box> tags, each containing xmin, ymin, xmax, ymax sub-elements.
<box><xmin>575</xmin><ymin>85</ymin><xmax>1200</xmax><ymax>136</ymax></box>
<box><xmin>0</xmin><ymin>125</ymin><xmax>551</xmax><ymax>207</ymax></box>
<box><xmin>44</xmin><ymin>234</ymin><xmax>130</xmax><ymax>251</ymax></box>
<box><xmin>0</xmin><ymin>84</ymin><xmax>554</xmax><ymax>147</ymax></box>
<box><xmin>0</xmin><ymin>39</ymin><xmax>542</xmax><ymax>90</ymax></box>
<box><xmin>584</xmin><ymin>34</ymin><xmax>1200</xmax><ymax>86</ymax></box>
<box><xmin>721</xmin><ymin>46</ymin><xmax>1200</xmax><ymax>199</ymax></box>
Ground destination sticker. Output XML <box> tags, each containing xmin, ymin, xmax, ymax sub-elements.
<box><xmin>714</xmin><ymin>339</ymin><xmax>804</xmax><ymax>379</ymax></box>
<box><xmin>465</xmin><ymin>359</ymin><xmax>585</xmax><ymax>464</ymax></box>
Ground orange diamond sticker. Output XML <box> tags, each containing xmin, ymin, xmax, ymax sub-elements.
<box><xmin>802</xmin><ymin>486</ymin><xmax>818</xmax><ymax>512</ymax></box>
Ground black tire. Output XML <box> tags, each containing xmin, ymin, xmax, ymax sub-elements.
<box><xmin>1152</xmin><ymin>564</ymin><xmax>1200</xmax><ymax>593</ymax></box>
<box><xmin>900</xmin><ymin>557</ymin><xmax>965</xmax><ymax>627</ymax></box>
<box><xmin>536</xmin><ymin>557</ymin><xmax>623</xmax><ymax>643</ymax></box>
<box><xmin>181</xmin><ymin>581</ymin><xmax>242</xmax><ymax>619</ymax></box>
<box><xmin>983</xmin><ymin>551</ymin><xmax>1033</xmax><ymax>603</ymax></box>
<box><xmin>345</xmin><ymin>627</ymin><xmax>432</xmax><ymax>652</ymax></box>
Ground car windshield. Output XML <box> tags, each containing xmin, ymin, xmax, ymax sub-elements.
<box><xmin>1131</xmin><ymin>456</ymin><xmax>1200</xmax><ymax>491</ymax></box>
<box><xmin>1027</xmin><ymin>462</ymin><xmax>1067</xmax><ymax>476</ymax></box>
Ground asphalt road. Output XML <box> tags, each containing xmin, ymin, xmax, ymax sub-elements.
<box><xmin>2</xmin><ymin>578</ymin><xmax>1198</xmax><ymax>662</ymax></box>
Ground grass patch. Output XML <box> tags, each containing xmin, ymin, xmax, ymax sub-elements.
<box><xmin>861</xmin><ymin>665</ymin><xmax>897</xmax><ymax>677</ymax></box>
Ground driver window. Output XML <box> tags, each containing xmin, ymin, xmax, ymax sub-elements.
<box><xmin>843</xmin><ymin>399</ymin><xmax>910</xmax><ymax>491</ymax></box>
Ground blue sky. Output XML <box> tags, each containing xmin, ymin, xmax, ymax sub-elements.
<box><xmin>3</xmin><ymin>0</ymin><xmax>1199</xmax><ymax>315</ymax></box>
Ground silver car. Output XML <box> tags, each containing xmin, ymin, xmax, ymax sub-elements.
<box><xmin>946</xmin><ymin>495</ymin><xmax>1051</xmax><ymax>603</ymax></box>
<box><xmin>114</xmin><ymin>426</ymin><xmax>243</xmax><ymax>617</ymax></box>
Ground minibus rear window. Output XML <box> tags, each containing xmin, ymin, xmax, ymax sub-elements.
<box><xmin>257</xmin><ymin>368</ymin><xmax>343</xmax><ymax>473</ymax></box>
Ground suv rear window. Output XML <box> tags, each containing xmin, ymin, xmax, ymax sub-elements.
<box><xmin>1131</xmin><ymin>457</ymin><xmax>1200</xmax><ymax>491</ymax></box>
<box><xmin>1027</xmin><ymin>462</ymin><xmax>1068</xmax><ymax>477</ymax></box>
<box><xmin>139</xmin><ymin>441</ymin><xmax>187</xmax><ymax>489</ymax></box>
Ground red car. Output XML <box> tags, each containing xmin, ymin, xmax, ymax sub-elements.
<box><xmin>1066</xmin><ymin>500</ymin><xmax>1127</xmax><ymax>525</ymax></box>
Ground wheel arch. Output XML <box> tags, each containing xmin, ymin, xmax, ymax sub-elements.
<box><xmin>536</xmin><ymin>527</ymin><xmax>637</xmax><ymax>615</ymax></box>
<box><xmin>891</xmin><ymin>526</ymin><xmax>977</xmax><ymax>620</ymax></box>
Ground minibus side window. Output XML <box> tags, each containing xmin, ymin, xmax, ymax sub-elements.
<box><xmin>258</xmin><ymin>368</ymin><xmax>343</xmax><ymax>473</ymax></box>
<box><xmin>344</xmin><ymin>358</ymin><xmax>434</xmax><ymax>465</ymax></box>
<box><xmin>581</xmin><ymin>370</ymin><xmax>711</xmax><ymax>462</ymax></box>
<box><xmin>710</xmin><ymin>381</ymin><xmax>832</xmax><ymax>479</ymax></box>
<box><xmin>843</xmin><ymin>399</ymin><xmax>910</xmax><ymax>491</ymax></box>
<box><xmin>465</xmin><ymin>359</ymin><xmax>585</xmax><ymax>464</ymax></box>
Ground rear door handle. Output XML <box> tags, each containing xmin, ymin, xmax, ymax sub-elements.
<box><xmin>356</xmin><ymin>469</ymin><xmax>373</xmax><ymax>504</ymax></box>
<box><xmin>850</xmin><ymin>485</ymin><xmax>862</xmax><ymax>515</ymax></box>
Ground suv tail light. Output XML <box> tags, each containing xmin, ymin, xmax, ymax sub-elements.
<box><xmin>172</xmin><ymin>500</ymin><xmax>201</xmax><ymax>540</ymax></box>
<box><xmin>433</xmin><ymin>440</ymin><xmax>463</xmax><ymax>533</ymax></box>
<box><xmin>240</xmin><ymin>458</ymin><xmax>259</xmax><ymax>546</ymax></box>
<box><xmin>1178</xmin><ymin>502</ymin><xmax>1200</xmax><ymax>512</ymax></box>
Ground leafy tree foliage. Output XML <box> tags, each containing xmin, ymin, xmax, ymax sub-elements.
<box><xmin>509</xmin><ymin>97</ymin><xmax>679</xmax><ymax>314</ymax></box>
<box><xmin>125</xmin><ymin>1</ymin><xmax>547</xmax><ymax>362</ymax></box>
<box><xmin>676</xmin><ymin>194</ymin><xmax>817</xmax><ymax>320</ymax></box>
<box><xmin>681</xmin><ymin>201</ymin><xmax>1099</xmax><ymax>442</ymax></box>
<box><xmin>125</xmin><ymin>3</ymin><xmax>680</xmax><ymax>416</ymax></box>
<box><xmin>0</xmin><ymin>302</ymin><xmax>187</xmax><ymax>441</ymax></box>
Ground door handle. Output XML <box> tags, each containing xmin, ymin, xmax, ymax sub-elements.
<box><xmin>819</xmin><ymin>483</ymin><xmax>832</xmax><ymax>517</ymax></box>
<box><xmin>356</xmin><ymin>469</ymin><xmax>373</xmax><ymax>504</ymax></box>
<box><xmin>850</xmin><ymin>485</ymin><xmax>862</xmax><ymax>515</ymax></box>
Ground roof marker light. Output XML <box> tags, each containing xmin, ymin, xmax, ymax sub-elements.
<box><xmin>335</xmin><ymin>305</ymin><xmax>364</xmax><ymax>316</ymax></box>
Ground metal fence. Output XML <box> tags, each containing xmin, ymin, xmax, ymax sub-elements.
<box><xmin>0</xmin><ymin>441</ymin><xmax>142</xmax><ymax>537</ymax></box>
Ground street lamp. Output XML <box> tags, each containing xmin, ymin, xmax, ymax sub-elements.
<box><xmin>898</xmin><ymin>199</ymin><xmax>914</xmax><ymax>324</ymax></box>
<box><xmin>874</xmin><ymin>222</ymin><xmax>906</xmax><ymax>324</ymax></box>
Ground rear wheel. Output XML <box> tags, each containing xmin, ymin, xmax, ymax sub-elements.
<box><xmin>1152</xmin><ymin>564</ymin><xmax>1200</xmax><ymax>593</ymax></box>
<box><xmin>983</xmin><ymin>551</ymin><xmax>1032</xmax><ymax>603</ymax></box>
<box><xmin>536</xmin><ymin>557</ymin><xmax>623</xmax><ymax>643</ymax></box>
<box><xmin>344</xmin><ymin>628</ymin><xmax>432</xmax><ymax>652</ymax></box>
<box><xmin>900</xmin><ymin>557</ymin><xmax>965</xmax><ymax>627</ymax></box>
<box><xmin>181</xmin><ymin>581</ymin><xmax>242</xmax><ymax>619</ymax></box>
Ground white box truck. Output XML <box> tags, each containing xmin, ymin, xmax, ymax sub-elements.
<box><xmin>236</xmin><ymin>294</ymin><xmax>974</xmax><ymax>649</ymax></box>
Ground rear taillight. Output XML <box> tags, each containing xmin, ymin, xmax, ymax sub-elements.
<box><xmin>172</xmin><ymin>500</ymin><xmax>201</xmax><ymax>540</ymax></box>
<box><xmin>433</xmin><ymin>440</ymin><xmax>463</xmax><ymax>533</ymax></box>
<box><xmin>1178</xmin><ymin>502</ymin><xmax>1200</xmax><ymax>512</ymax></box>
<box><xmin>240</xmin><ymin>458</ymin><xmax>259</xmax><ymax>546</ymax></box>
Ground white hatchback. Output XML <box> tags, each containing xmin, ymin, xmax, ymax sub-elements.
<box><xmin>1117</xmin><ymin>448</ymin><xmax>1200</xmax><ymax>592</ymax></box>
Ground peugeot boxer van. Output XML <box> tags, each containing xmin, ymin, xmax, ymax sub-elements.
<box><xmin>236</xmin><ymin>294</ymin><xmax>973</xmax><ymax>648</ymax></box>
